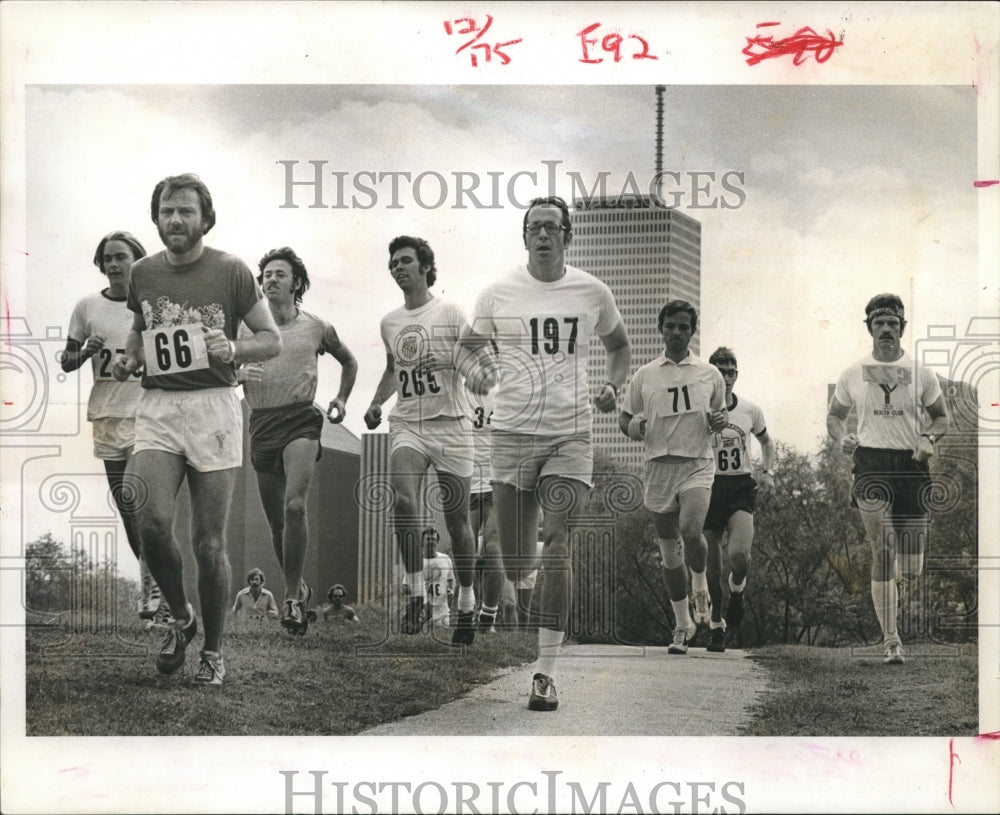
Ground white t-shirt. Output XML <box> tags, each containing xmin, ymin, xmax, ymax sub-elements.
<box><xmin>380</xmin><ymin>297</ymin><xmax>472</xmax><ymax>422</ymax></box>
<box><xmin>468</xmin><ymin>386</ymin><xmax>495</xmax><ymax>494</ymax></box>
<box><xmin>424</xmin><ymin>552</ymin><xmax>455</xmax><ymax>610</ymax></box>
<box><xmin>67</xmin><ymin>291</ymin><xmax>143</xmax><ymax>421</ymax></box>
<box><xmin>711</xmin><ymin>393</ymin><xmax>767</xmax><ymax>477</ymax></box>
<box><xmin>833</xmin><ymin>351</ymin><xmax>942</xmax><ymax>449</ymax></box>
<box><xmin>627</xmin><ymin>351</ymin><xmax>726</xmax><ymax>461</ymax></box>
<box><xmin>471</xmin><ymin>264</ymin><xmax>622</xmax><ymax>435</ymax></box>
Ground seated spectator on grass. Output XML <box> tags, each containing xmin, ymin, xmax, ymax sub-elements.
<box><xmin>322</xmin><ymin>583</ymin><xmax>360</xmax><ymax>623</ymax></box>
<box><xmin>232</xmin><ymin>568</ymin><xmax>279</xmax><ymax>621</ymax></box>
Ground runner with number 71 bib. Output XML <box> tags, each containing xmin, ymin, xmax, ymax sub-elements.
<box><xmin>618</xmin><ymin>299</ymin><xmax>727</xmax><ymax>656</ymax></box>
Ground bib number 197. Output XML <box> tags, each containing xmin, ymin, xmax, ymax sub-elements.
<box><xmin>142</xmin><ymin>323</ymin><xmax>209</xmax><ymax>376</ymax></box>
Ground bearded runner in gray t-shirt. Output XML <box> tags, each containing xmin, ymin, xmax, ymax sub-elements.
<box><xmin>114</xmin><ymin>174</ymin><xmax>281</xmax><ymax>686</ymax></box>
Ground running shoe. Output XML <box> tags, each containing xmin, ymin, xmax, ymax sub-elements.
<box><xmin>883</xmin><ymin>640</ymin><xmax>905</xmax><ymax>665</ymax></box>
<box><xmin>726</xmin><ymin>591</ymin><xmax>744</xmax><ymax>628</ymax></box>
<box><xmin>477</xmin><ymin>607</ymin><xmax>497</xmax><ymax>632</ymax></box>
<box><xmin>707</xmin><ymin>627</ymin><xmax>726</xmax><ymax>653</ymax></box>
<box><xmin>155</xmin><ymin>605</ymin><xmax>197</xmax><ymax>675</ymax></box>
<box><xmin>528</xmin><ymin>672</ymin><xmax>558</xmax><ymax>711</ymax></box>
<box><xmin>400</xmin><ymin>596</ymin><xmax>425</xmax><ymax>635</ymax></box>
<box><xmin>194</xmin><ymin>650</ymin><xmax>226</xmax><ymax>685</ymax></box>
<box><xmin>147</xmin><ymin>600</ymin><xmax>174</xmax><ymax>630</ymax></box>
<box><xmin>452</xmin><ymin>610</ymin><xmax>476</xmax><ymax>646</ymax></box>
<box><xmin>281</xmin><ymin>599</ymin><xmax>307</xmax><ymax>635</ymax></box>
<box><xmin>691</xmin><ymin>588</ymin><xmax>711</xmax><ymax>624</ymax></box>
<box><xmin>668</xmin><ymin>621</ymin><xmax>697</xmax><ymax>655</ymax></box>
<box><xmin>137</xmin><ymin>562</ymin><xmax>161</xmax><ymax>620</ymax></box>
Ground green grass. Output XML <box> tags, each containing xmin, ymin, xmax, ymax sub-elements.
<box><xmin>739</xmin><ymin>643</ymin><xmax>979</xmax><ymax>737</ymax></box>
<box><xmin>26</xmin><ymin>610</ymin><xmax>979</xmax><ymax>737</ymax></box>
<box><xmin>26</xmin><ymin>606</ymin><xmax>536</xmax><ymax>736</ymax></box>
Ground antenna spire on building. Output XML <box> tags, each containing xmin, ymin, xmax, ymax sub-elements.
<box><xmin>655</xmin><ymin>85</ymin><xmax>666</xmax><ymax>199</ymax></box>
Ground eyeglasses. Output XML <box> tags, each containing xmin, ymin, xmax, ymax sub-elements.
<box><xmin>525</xmin><ymin>222</ymin><xmax>566</xmax><ymax>236</ymax></box>
<box><xmin>719</xmin><ymin>369</ymin><xmax>739</xmax><ymax>378</ymax></box>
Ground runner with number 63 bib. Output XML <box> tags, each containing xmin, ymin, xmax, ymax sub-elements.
<box><xmin>702</xmin><ymin>347</ymin><xmax>776</xmax><ymax>652</ymax></box>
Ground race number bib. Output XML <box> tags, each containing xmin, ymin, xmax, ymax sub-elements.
<box><xmin>715</xmin><ymin>435</ymin><xmax>746</xmax><ymax>473</ymax></box>
<box><xmin>650</xmin><ymin>382</ymin><xmax>704</xmax><ymax>417</ymax></box>
<box><xmin>94</xmin><ymin>347</ymin><xmax>142</xmax><ymax>380</ymax></box>
<box><xmin>142</xmin><ymin>324</ymin><xmax>210</xmax><ymax>377</ymax></box>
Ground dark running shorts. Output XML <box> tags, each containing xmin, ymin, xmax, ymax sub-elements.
<box><xmin>249</xmin><ymin>401</ymin><xmax>323</xmax><ymax>474</ymax></box>
<box><xmin>851</xmin><ymin>446</ymin><xmax>931</xmax><ymax>518</ymax></box>
<box><xmin>703</xmin><ymin>474</ymin><xmax>757</xmax><ymax>531</ymax></box>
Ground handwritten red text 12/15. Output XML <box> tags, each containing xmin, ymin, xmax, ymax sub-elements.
<box><xmin>443</xmin><ymin>16</ymin><xmax>522</xmax><ymax>68</ymax></box>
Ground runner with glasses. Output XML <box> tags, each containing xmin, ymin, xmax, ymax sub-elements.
<box><xmin>702</xmin><ymin>347</ymin><xmax>775</xmax><ymax>652</ymax></box>
<box><xmin>469</xmin><ymin>196</ymin><xmax>631</xmax><ymax>711</ymax></box>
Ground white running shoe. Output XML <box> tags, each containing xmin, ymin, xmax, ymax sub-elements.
<box><xmin>195</xmin><ymin>650</ymin><xmax>226</xmax><ymax>685</ymax></box>
<box><xmin>883</xmin><ymin>640</ymin><xmax>905</xmax><ymax>665</ymax></box>
<box><xmin>691</xmin><ymin>588</ymin><xmax>712</xmax><ymax>624</ymax></box>
<box><xmin>137</xmin><ymin>561</ymin><xmax>161</xmax><ymax>619</ymax></box>
<box><xmin>668</xmin><ymin>621</ymin><xmax>697</xmax><ymax>654</ymax></box>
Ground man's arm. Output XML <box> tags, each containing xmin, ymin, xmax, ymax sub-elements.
<box><xmin>207</xmin><ymin>298</ymin><xmax>281</xmax><ymax>365</ymax></box>
<box><xmin>826</xmin><ymin>395</ymin><xmax>857</xmax><ymax>454</ymax></box>
<box><xmin>326</xmin><ymin>341</ymin><xmax>359</xmax><ymax>423</ymax></box>
<box><xmin>707</xmin><ymin>371</ymin><xmax>729</xmax><ymax>431</ymax></box>
<box><xmin>266</xmin><ymin>590</ymin><xmax>280</xmax><ymax>620</ymax></box>
<box><xmin>454</xmin><ymin>328</ymin><xmax>498</xmax><ymax>395</ymax></box>
<box><xmin>112</xmin><ymin>312</ymin><xmax>147</xmax><ymax>381</ymax></box>
<box><xmin>617</xmin><ymin>409</ymin><xmax>646</xmax><ymax>440</ymax></box>
<box><xmin>61</xmin><ymin>336</ymin><xmax>104</xmax><ymax>373</ymax></box>
<box><xmin>914</xmin><ymin>394</ymin><xmax>950</xmax><ymax>463</ymax></box>
<box><xmin>364</xmin><ymin>353</ymin><xmax>397</xmax><ymax>430</ymax></box>
<box><xmin>755</xmin><ymin>428</ymin><xmax>777</xmax><ymax>497</ymax></box>
<box><xmin>595</xmin><ymin>321</ymin><xmax>630</xmax><ymax>413</ymax></box>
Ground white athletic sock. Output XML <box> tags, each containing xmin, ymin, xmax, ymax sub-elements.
<box><xmin>671</xmin><ymin>598</ymin><xmax>692</xmax><ymax>630</ymax></box>
<box><xmin>691</xmin><ymin>569</ymin><xmax>709</xmax><ymax>594</ymax></box>
<box><xmin>536</xmin><ymin>627</ymin><xmax>564</xmax><ymax>678</ymax></box>
<box><xmin>404</xmin><ymin>571</ymin><xmax>424</xmax><ymax>600</ymax></box>
<box><xmin>457</xmin><ymin>585</ymin><xmax>475</xmax><ymax>613</ymax></box>
<box><xmin>871</xmin><ymin>579</ymin><xmax>899</xmax><ymax>642</ymax></box>
<box><xmin>729</xmin><ymin>573</ymin><xmax>746</xmax><ymax>593</ymax></box>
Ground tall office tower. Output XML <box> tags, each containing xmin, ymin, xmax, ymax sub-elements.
<box><xmin>565</xmin><ymin>195</ymin><xmax>702</xmax><ymax>471</ymax></box>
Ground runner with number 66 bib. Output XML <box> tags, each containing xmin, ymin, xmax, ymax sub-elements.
<box><xmin>113</xmin><ymin>173</ymin><xmax>282</xmax><ymax>686</ymax></box>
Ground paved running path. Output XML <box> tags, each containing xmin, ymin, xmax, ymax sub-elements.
<box><xmin>359</xmin><ymin>643</ymin><xmax>770</xmax><ymax>736</ymax></box>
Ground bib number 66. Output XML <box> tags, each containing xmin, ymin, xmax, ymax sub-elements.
<box><xmin>142</xmin><ymin>323</ymin><xmax>209</xmax><ymax>376</ymax></box>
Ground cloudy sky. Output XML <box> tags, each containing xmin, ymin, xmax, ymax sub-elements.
<box><xmin>10</xmin><ymin>79</ymin><xmax>985</xmax><ymax>576</ymax></box>
<box><xmin>22</xmin><ymin>82</ymin><xmax>980</xmax><ymax>456</ymax></box>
